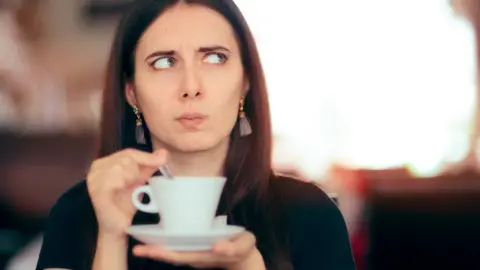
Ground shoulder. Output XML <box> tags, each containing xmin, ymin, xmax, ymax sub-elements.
<box><xmin>270</xmin><ymin>175</ymin><xmax>345</xmax><ymax>232</ymax></box>
<box><xmin>53</xmin><ymin>180</ymin><xmax>92</xmax><ymax>209</ymax></box>
<box><xmin>36</xmin><ymin>180</ymin><xmax>97</xmax><ymax>270</ymax></box>
<box><xmin>44</xmin><ymin>179</ymin><xmax>97</xmax><ymax>235</ymax></box>
<box><xmin>270</xmin><ymin>175</ymin><xmax>337</xmax><ymax>210</ymax></box>
<box><xmin>46</xmin><ymin>180</ymin><xmax>95</xmax><ymax>223</ymax></box>
<box><xmin>270</xmin><ymin>176</ymin><xmax>356</xmax><ymax>269</ymax></box>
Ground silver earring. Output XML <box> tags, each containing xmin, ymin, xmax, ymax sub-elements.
<box><xmin>133</xmin><ymin>106</ymin><xmax>146</xmax><ymax>144</ymax></box>
<box><xmin>238</xmin><ymin>97</ymin><xmax>252</xmax><ymax>137</ymax></box>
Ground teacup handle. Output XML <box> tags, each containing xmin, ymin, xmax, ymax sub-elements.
<box><xmin>131</xmin><ymin>186</ymin><xmax>158</xmax><ymax>213</ymax></box>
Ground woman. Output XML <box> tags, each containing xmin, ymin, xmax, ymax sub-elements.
<box><xmin>36</xmin><ymin>0</ymin><xmax>355</xmax><ymax>269</ymax></box>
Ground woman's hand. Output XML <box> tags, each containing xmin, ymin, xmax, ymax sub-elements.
<box><xmin>87</xmin><ymin>148</ymin><xmax>167</xmax><ymax>239</ymax></box>
<box><xmin>133</xmin><ymin>231</ymin><xmax>266</xmax><ymax>270</ymax></box>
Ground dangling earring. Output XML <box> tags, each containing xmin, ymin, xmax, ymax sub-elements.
<box><xmin>133</xmin><ymin>106</ymin><xmax>146</xmax><ymax>144</ymax></box>
<box><xmin>239</xmin><ymin>97</ymin><xmax>252</xmax><ymax>137</ymax></box>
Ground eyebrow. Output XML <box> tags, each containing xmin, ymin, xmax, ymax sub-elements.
<box><xmin>144</xmin><ymin>45</ymin><xmax>231</xmax><ymax>61</ymax></box>
<box><xmin>198</xmin><ymin>45</ymin><xmax>231</xmax><ymax>53</ymax></box>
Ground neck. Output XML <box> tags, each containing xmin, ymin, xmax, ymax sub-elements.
<box><xmin>152</xmin><ymin>140</ymin><xmax>229</xmax><ymax>177</ymax></box>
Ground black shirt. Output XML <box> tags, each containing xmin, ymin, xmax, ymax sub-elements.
<box><xmin>36</xmin><ymin>176</ymin><xmax>356</xmax><ymax>270</ymax></box>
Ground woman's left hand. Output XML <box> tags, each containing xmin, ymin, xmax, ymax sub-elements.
<box><xmin>133</xmin><ymin>231</ymin><xmax>265</xmax><ymax>270</ymax></box>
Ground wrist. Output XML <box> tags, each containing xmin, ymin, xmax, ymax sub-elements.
<box><xmin>229</xmin><ymin>248</ymin><xmax>266</xmax><ymax>270</ymax></box>
<box><xmin>93</xmin><ymin>232</ymin><xmax>128</xmax><ymax>270</ymax></box>
<box><xmin>97</xmin><ymin>231</ymin><xmax>128</xmax><ymax>245</ymax></box>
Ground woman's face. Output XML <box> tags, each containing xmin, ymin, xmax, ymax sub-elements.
<box><xmin>126</xmin><ymin>3</ymin><xmax>248</xmax><ymax>153</ymax></box>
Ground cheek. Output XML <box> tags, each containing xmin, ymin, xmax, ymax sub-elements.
<box><xmin>203</xmin><ymin>72</ymin><xmax>243</xmax><ymax>130</ymax></box>
<box><xmin>135</xmin><ymin>70</ymin><xmax>180</xmax><ymax>99</ymax></box>
<box><xmin>134</xmin><ymin>72</ymin><xmax>180</xmax><ymax>125</ymax></box>
<box><xmin>202</xmin><ymin>62</ymin><xmax>245</xmax><ymax>100</ymax></box>
<box><xmin>216</xmin><ymin>96</ymin><xmax>239</xmax><ymax>129</ymax></box>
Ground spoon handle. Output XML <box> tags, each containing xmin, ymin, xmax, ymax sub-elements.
<box><xmin>159</xmin><ymin>165</ymin><xmax>174</xmax><ymax>179</ymax></box>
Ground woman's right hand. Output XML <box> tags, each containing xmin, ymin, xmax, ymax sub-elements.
<box><xmin>87</xmin><ymin>148</ymin><xmax>167</xmax><ymax>239</ymax></box>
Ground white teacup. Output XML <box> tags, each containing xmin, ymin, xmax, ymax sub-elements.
<box><xmin>131</xmin><ymin>176</ymin><xmax>226</xmax><ymax>233</ymax></box>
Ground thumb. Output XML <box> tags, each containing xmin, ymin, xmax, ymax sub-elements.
<box><xmin>137</xmin><ymin>149</ymin><xmax>168</xmax><ymax>181</ymax></box>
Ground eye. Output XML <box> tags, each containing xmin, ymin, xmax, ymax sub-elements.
<box><xmin>151</xmin><ymin>57</ymin><xmax>175</xmax><ymax>70</ymax></box>
<box><xmin>204</xmin><ymin>53</ymin><xmax>228</xmax><ymax>64</ymax></box>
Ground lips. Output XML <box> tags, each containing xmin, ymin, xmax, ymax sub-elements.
<box><xmin>176</xmin><ymin>113</ymin><xmax>206</xmax><ymax>129</ymax></box>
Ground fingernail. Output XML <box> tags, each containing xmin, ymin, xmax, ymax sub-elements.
<box><xmin>133</xmin><ymin>246</ymin><xmax>142</xmax><ymax>254</ymax></box>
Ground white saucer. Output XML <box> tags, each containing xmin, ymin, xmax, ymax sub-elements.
<box><xmin>126</xmin><ymin>225</ymin><xmax>245</xmax><ymax>251</ymax></box>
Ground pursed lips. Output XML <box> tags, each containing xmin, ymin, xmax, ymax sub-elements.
<box><xmin>176</xmin><ymin>112</ymin><xmax>207</xmax><ymax>129</ymax></box>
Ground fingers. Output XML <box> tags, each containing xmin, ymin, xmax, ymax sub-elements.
<box><xmin>90</xmin><ymin>149</ymin><xmax>168</xmax><ymax>187</ymax></box>
<box><xmin>235</xmin><ymin>231</ymin><xmax>257</xmax><ymax>253</ymax></box>
<box><xmin>213</xmin><ymin>231</ymin><xmax>256</xmax><ymax>257</ymax></box>
<box><xmin>86</xmin><ymin>148</ymin><xmax>170</xmax><ymax>236</ymax></box>
<box><xmin>124</xmin><ymin>149</ymin><xmax>168</xmax><ymax>186</ymax></box>
<box><xmin>133</xmin><ymin>246</ymin><xmax>217</xmax><ymax>265</ymax></box>
<box><xmin>133</xmin><ymin>232</ymin><xmax>258</xmax><ymax>268</ymax></box>
<box><xmin>212</xmin><ymin>240</ymin><xmax>235</xmax><ymax>256</ymax></box>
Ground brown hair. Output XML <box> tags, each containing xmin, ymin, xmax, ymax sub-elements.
<box><xmin>97</xmin><ymin>0</ymin><xmax>291</xmax><ymax>268</ymax></box>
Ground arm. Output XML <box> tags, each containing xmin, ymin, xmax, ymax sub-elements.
<box><xmin>92</xmin><ymin>233</ymin><xmax>128</xmax><ymax>270</ymax></box>
<box><xmin>290</xmin><ymin>192</ymin><xmax>357</xmax><ymax>270</ymax></box>
<box><xmin>36</xmin><ymin>183</ymin><xmax>97</xmax><ymax>270</ymax></box>
<box><xmin>42</xmin><ymin>236</ymin><xmax>129</xmax><ymax>270</ymax></box>
<box><xmin>228</xmin><ymin>248</ymin><xmax>266</xmax><ymax>270</ymax></box>
<box><xmin>37</xmin><ymin>192</ymin><xmax>129</xmax><ymax>270</ymax></box>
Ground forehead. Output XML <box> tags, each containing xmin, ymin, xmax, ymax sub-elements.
<box><xmin>137</xmin><ymin>3</ymin><xmax>239</xmax><ymax>53</ymax></box>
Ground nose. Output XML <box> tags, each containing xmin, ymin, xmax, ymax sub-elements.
<box><xmin>180</xmin><ymin>66</ymin><xmax>202</xmax><ymax>99</ymax></box>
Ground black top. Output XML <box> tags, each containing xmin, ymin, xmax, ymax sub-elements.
<box><xmin>36</xmin><ymin>176</ymin><xmax>356</xmax><ymax>270</ymax></box>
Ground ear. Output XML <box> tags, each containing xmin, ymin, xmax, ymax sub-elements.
<box><xmin>125</xmin><ymin>83</ymin><xmax>138</xmax><ymax>108</ymax></box>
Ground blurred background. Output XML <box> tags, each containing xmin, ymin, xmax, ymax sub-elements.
<box><xmin>1</xmin><ymin>0</ymin><xmax>480</xmax><ymax>269</ymax></box>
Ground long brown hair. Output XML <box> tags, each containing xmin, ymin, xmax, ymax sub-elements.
<box><xmin>97</xmin><ymin>0</ymin><xmax>292</xmax><ymax>268</ymax></box>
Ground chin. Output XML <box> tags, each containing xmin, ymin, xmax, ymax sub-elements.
<box><xmin>169</xmin><ymin>134</ymin><xmax>224</xmax><ymax>153</ymax></box>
